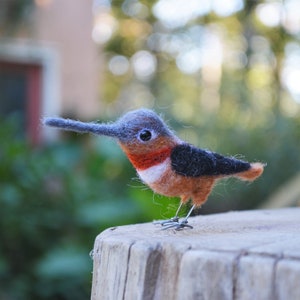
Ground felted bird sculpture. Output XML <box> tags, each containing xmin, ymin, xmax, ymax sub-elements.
<box><xmin>44</xmin><ymin>108</ymin><xmax>264</xmax><ymax>230</ymax></box>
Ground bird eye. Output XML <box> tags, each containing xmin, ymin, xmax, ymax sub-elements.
<box><xmin>139</xmin><ymin>130</ymin><xmax>152</xmax><ymax>142</ymax></box>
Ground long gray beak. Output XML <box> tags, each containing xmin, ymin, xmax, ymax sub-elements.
<box><xmin>43</xmin><ymin>117</ymin><xmax>120</xmax><ymax>138</ymax></box>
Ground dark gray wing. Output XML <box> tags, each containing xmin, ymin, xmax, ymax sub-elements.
<box><xmin>170</xmin><ymin>144</ymin><xmax>251</xmax><ymax>177</ymax></box>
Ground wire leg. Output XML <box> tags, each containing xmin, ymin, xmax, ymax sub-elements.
<box><xmin>153</xmin><ymin>202</ymin><xmax>183</xmax><ymax>225</ymax></box>
<box><xmin>183</xmin><ymin>204</ymin><xmax>195</xmax><ymax>222</ymax></box>
<box><xmin>153</xmin><ymin>203</ymin><xmax>195</xmax><ymax>230</ymax></box>
<box><xmin>174</xmin><ymin>201</ymin><xmax>184</xmax><ymax>218</ymax></box>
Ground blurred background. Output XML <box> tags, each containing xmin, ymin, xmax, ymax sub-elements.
<box><xmin>1</xmin><ymin>0</ymin><xmax>300</xmax><ymax>298</ymax></box>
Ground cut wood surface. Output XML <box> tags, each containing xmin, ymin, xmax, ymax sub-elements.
<box><xmin>91</xmin><ymin>208</ymin><xmax>300</xmax><ymax>300</ymax></box>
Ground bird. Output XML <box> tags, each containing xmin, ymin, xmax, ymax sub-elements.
<box><xmin>44</xmin><ymin>108</ymin><xmax>265</xmax><ymax>230</ymax></box>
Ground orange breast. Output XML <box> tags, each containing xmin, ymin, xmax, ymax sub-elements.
<box><xmin>126</xmin><ymin>147</ymin><xmax>172</xmax><ymax>170</ymax></box>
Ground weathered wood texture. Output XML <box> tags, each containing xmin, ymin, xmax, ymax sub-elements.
<box><xmin>91</xmin><ymin>208</ymin><xmax>300</xmax><ymax>300</ymax></box>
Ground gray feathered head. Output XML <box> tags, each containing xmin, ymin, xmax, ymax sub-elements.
<box><xmin>43</xmin><ymin>108</ymin><xmax>175</xmax><ymax>143</ymax></box>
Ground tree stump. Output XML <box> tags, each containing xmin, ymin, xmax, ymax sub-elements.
<box><xmin>91</xmin><ymin>208</ymin><xmax>300</xmax><ymax>300</ymax></box>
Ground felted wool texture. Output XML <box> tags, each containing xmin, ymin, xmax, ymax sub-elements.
<box><xmin>44</xmin><ymin>109</ymin><xmax>177</xmax><ymax>143</ymax></box>
<box><xmin>170</xmin><ymin>143</ymin><xmax>251</xmax><ymax>177</ymax></box>
<box><xmin>114</xmin><ymin>109</ymin><xmax>175</xmax><ymax>143</ymax></box>
<box><xmin>126</xmin><ymin>147</ymin><xmax>172</xmax><ymax>170</ymax></box>
<box><xmin>43</xmin><ymin>117</ymin><xmax>120</xmax><ymax>137</ymax></box>
<box><xmin>148</xmin><ymin>159</ymin><xmax>216</xmax><ymax>207</ymax></box>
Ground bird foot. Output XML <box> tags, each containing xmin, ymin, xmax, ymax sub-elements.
<box><xmin>153</xmin><ymin>218</ymin><xmax>193</xmax><ymax>230</ymax></box>
<box><xmin>153</xmin><ymin>216</ymin><xmax>180</xmax><ymax>226</ymax></box>
<box><xmin>162</xmin><ymin>219</ymin><xmax>193</xmax><ymax>230</ymax></box>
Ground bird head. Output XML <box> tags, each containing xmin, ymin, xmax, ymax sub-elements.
<box><xmin>44</xmin><ymin>109</ymin><xmax>180</xmax><ymax>170</ymax></box>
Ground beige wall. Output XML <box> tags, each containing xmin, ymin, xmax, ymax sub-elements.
<box><xmin>33</xmin><ymin>0</ymin><xmax>101</xmax><ymax>119</ymax></box>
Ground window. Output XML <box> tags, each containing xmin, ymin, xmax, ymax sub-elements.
<box><xmin>0</xmin><ymin>61</ymin><xmax>42</xmax><ymax>144</ymax></box>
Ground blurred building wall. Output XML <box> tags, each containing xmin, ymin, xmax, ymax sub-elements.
<box><xmin>0</xmin><ymin>0</ymin><xmax>101</xmax><ymax>142</ymax></box>
<box><xmin>33</xmin><ymin>0</ymin><xmax>101</xmax><ymax>119</ymax></box>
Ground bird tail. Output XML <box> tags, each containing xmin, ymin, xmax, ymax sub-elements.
<box><xmin>235</xmin><ymin>162</ymin><xmax>265</xmax><ymax>181</ymax></box>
